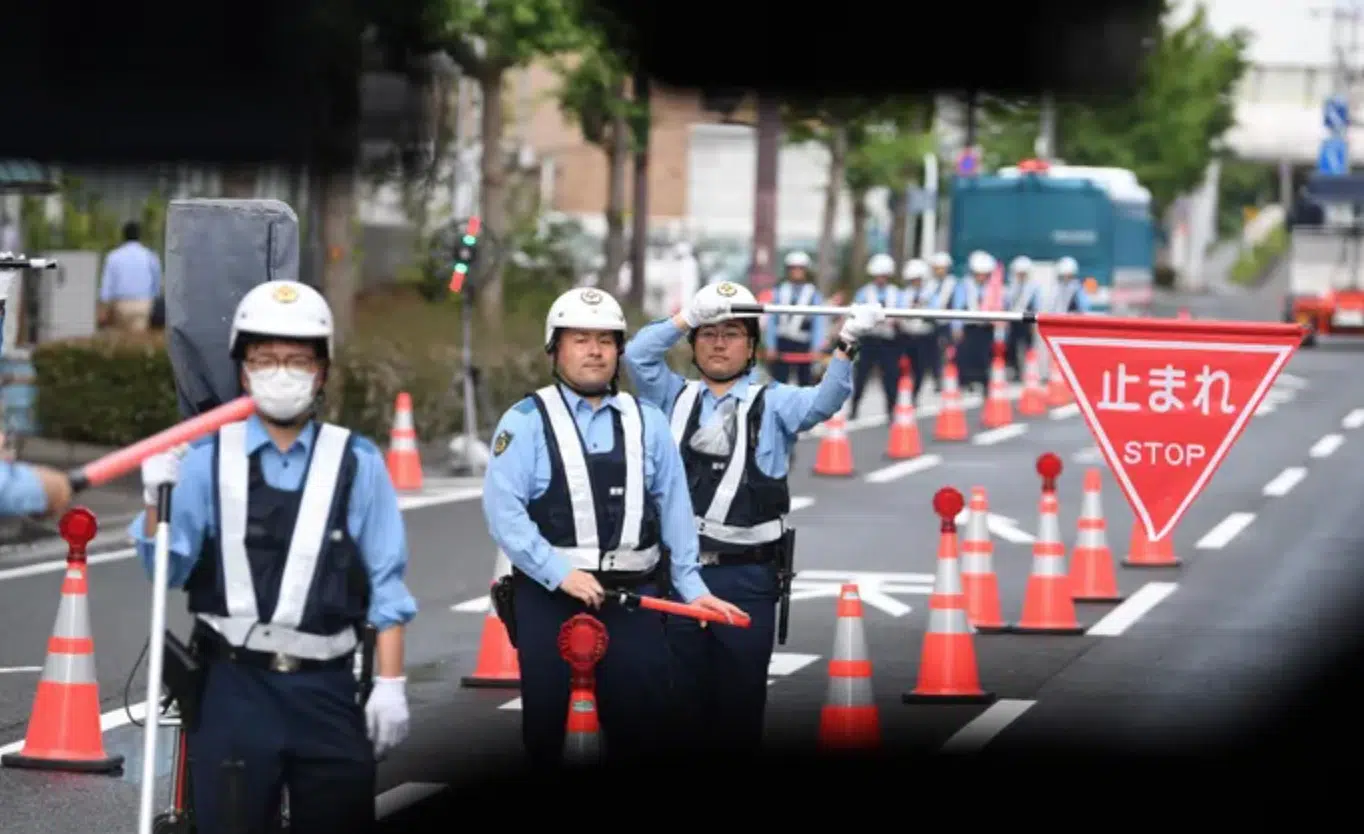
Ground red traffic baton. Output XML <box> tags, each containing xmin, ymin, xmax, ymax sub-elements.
<box><xmin>66</xmin><ymin>396</ymin><xmax>256</xmax><ymax>491</ymax></box>
<box><xmin>610</xmin><ymin>590</ymin><xmax>752</xmax><ymax>628</ymax></box>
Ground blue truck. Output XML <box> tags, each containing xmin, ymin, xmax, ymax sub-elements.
<box><xmin>948</xmin><ymin>163</ymin><xmax>1156</xmax><ymax>312</ymax></box>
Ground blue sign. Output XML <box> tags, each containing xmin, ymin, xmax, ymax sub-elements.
<box><xmin>1326</xmin><ymin>94</ymin><xmax>1351</xmax><ymax>132</ymax></box>
<box><xmin>1319</xmin><ymin>136</ymin><xmax>1349</xmax><ymax>175</ymax></box>
<box><xmin>956</xmin><ymin>148</ymin><xmax>980</xmax><ymax>176</ymax></box>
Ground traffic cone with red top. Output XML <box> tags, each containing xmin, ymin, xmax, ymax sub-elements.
<box><xmin>3</xmin><ymin>508</ymin><xmax>124</xmax><ymax>774</ymax></box>
<box><xmin>885</xmin><ymin>357</ymin><xmax>922</xmax><ymax>459</ymax></box>
<box><xmin>934</xmin><ymin>348</ymin><xmax>969</xmax><ymax>441</ymax></box>
<box><xmin>1018</xmin><ymin>348</ymin><xmax>1048</xmax><ymax>416</ymax></box>
<box><xmin>1124</xmin><ymin>524</ymin><xmax>1182</xmax><ymax>568</ymax></box>
<box><xmin>818</xmin><ymin>584</ymin><xmax>881</xmax><ymax>750</ymax></box>
<box><xmin>558</xmin><ymin>614</ymin><xmax>608</xmax><ymax>765</ymax></box>
<box><xmin>1046</xmin><ymin>361</ymin><xmax>1072</xmax><ymax>407</ymax></box>
<box><xmin>461</xmin><ymin>550</ymin><xmax>521</xmax><ymax>688</ymax></box>
<box><xmin>1069</xmin><ymin>468</ymin><xmax>1125</xmax><ymax>602</ymax></box>
<box><xmin>960</xmin><ymin>487</ymin><xmax>1008</xmax><ymax>632</ymax></box>
<box><xmin>813</xmin><ymin>402</ymin><xmax>855</xmax><ymax>476</ymax></box>
<box><xmin>903</xmin><ymin>488</ymin><xmax>997</xmax><ymax>704</ymax></box>
<box><xmin>386</xmin><ymin>391</ymin><xmax>424</xmax><ymax>492</ymax></box>
<box><xmin>1008</xmin><ymin>454</ymin><xmax>1086</xmax><ymax>635</ymax></box>
<box><xmin>981</xmin><ymin>341</ymin><xmax>1014</xmax><ymax>428</ymax></box>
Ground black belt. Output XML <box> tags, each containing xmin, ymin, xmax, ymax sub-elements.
<box><xmin>193</xmin><ymin>624</ymin><xmax>355</xmax><ymax>674</ymax></box>
<box><xmin>700</xmin><ymin>540</ymin><xmax>782</xmax><ymax>567</ymax></box>
<box><xmin>512</xmin><ymin>565</ymin><xmax>656</xmax><ymax>592</ymax></box>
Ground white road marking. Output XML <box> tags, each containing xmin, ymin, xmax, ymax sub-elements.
<box><xmin>0</xmin><ymin>666</ymin><xmax>42</xmax><ymax>674</ymax></box>
<box><xmin>789</xmin><ymin>495</ymin><xmax>816</xmax><ymax>512</ymax></box>
<box><xmin>1</xmin><ymin>699</ymin><xmax>151</xmax><ymax>756</ymax></box>
<box><xmin>1196</xmin><ymin>512</ymin><xmax>1256</xmax><ymax>550</ymax></box>
<box><xmin>939</xmin><ymin>699</ymin><xmax>1035</xmax><ymax>754</ymax></box>
<box><xmin>0</xmin><ymin>484</ymin><xmax>486</xmax><ymax>584</ymax></box>
<box><xmin>863</xmin><ymin>454</ymin><xmax>942</xmax><ymax>484</ymax></box>
<box><xmin>376</xmin><ymin>782</ymin><xmax>448</xmax><ymax>819</ymax></box>
<box><xmin>953</xmin><ymin>509</ymin><xmax>1035</xmax><ymax>544</ymax></box>
<box><xmin>1310</xmin><ymin>433</ymin><xmax>1344</xmax><ymax>458</ymax></box>
<box><xmin>971</xmin><ymin>424</ymin><xmax>1027</xmax><ymax>446</ymax></box>
<box><xmin>1262</xmin><ymin>466</ymin><xmax>1307</xmax><ymax>497</ymax></box>
<box><xmin>1343</xmin><ymin>408</ymin><xmax>1364</xmax><ymax>430</ymax></box>
<box><xmin>1086</xmin><ymin>582</ymin><xmax>1178</xmax><ymax>636</ymax></box>
<box><xmin>1049</xmin><ymin>404</ymin><xmax>1080</xmax><ymax>420</ymax></box>
<box><xmin>1072</xmin><ymin>446</ymin><xmax>1103</xmax><ymax>464</ymax></box>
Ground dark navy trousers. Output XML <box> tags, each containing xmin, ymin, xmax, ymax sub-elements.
<box><xmin>512</xmin><ymin>574</ymin><xmax>677</xmax><ymax>766</ymax></box>
<box><xmin>666</xmin><ymin>562</ymin><xmax>779</xmax><ymax>753</ymax></box>
<box><xmin>187</xmin><ymin>658</ymin><xmax>375</xmax><ymax>834</ymax></box>
<box><xmin>850</xmin><ymin>337</ymin><xmax>900</xmax><ymax>419</ymax></box>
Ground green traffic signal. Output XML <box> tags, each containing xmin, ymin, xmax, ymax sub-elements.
<box><xmin>454</xmin><ymin>262</ymin><xmax>468</xmax><ymax>274</ymax></box>
<box><xmin>461</xmin><ymin>234</ymin><xmax>477</xmax><ymax>246</ymax></box>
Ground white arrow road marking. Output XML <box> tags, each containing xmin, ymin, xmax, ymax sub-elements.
<box><xmin>954</xmin><ymin>509</ymin><xmax>1036</xmax><ymax>544</ymax></box>
<box><xmin>789</xmin><ymin>570</ymin><xmax>935</xmax><ymax>617</ymax></box>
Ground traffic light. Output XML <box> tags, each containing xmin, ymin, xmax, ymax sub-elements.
<box><xmin>449</xmin><ymin>216</ymin><xmax>481</xmax><ymax>293</ymax></box>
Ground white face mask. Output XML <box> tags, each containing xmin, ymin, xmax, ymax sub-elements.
<box><xmin>247</xmin><ymin>368</ymin><xmax>317</xmax><ymax>422</ymax></box>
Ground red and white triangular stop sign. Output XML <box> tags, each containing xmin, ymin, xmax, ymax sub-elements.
<box><xmin>1035</xmin><ymin>314</ymin><xmax>1306</xmax><ymax>542</ymax></box>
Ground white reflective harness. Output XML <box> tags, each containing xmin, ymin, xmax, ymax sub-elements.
<box><xmin>1055</xmin><ymin>281</ymin><xmax>1079</xmax><ymax>313</ymax></box>
<box><xmin>196</xmin><ymin>420</ymin><xmax>360</xmax><ymax>661</ymax></box>
<box><xmin>1011</xmin><ymin>277</ymin><xmax>1038</xmax><ymax>313</ymax></box>
<box><xmin>776</xmin><ymin>282</ymin><xmax>817</xmax><ymax>341</ymax></box>
<box><xmin>534</xmin><ymin>385</ymin><xmax>659</xmax><ymax>573</ymax></box>
<box><xmin>670</xmin><ymin>380</ymin><xmax>785</xmax><ymax>548</ymax></box>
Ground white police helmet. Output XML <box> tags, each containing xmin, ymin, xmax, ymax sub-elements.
<box><xmin>544</xmin><ymin>286</ymin><xmax>628</xmax><ymax>350</ymax></box>
<box><xmin>230</xmin><ymin>280</ymin><xmax>334</xmax><ymax>360</ymax></box>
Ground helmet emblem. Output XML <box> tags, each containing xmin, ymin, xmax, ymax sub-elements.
<box><xmin>272</xmin><ymin>284</ymin><xmax>299</xmax><ymax>303</ymax></box>
<box><xmin>579</xmin><ymin>288</ymin><xmax>603</xmax><ymax>305</ymax></box>
<box><xmin>716</xmin><ymin>282</ymin><xmax>737</xmax><ymax>297</ymax></box>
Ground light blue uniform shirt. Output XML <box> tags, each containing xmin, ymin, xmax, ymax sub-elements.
<box><xmin>763</xmin><ymin>280</ymin><xmax>827</xmax><ymax>353</ymax></box>
<box><xmin>481</xmin><ymin>383</ymin><xmax>711</xmax><ymax>603</ymax></box>
<box><xmin>622</xmin><ymin>319</ymin><xmax>854</xmax><ymax>482</ymax></box>
<box><xmin>125</xmin><ymin>414</ymin><xmax>419</xmax><ymax>631</ymax></box>
<box><xmin>99</xmin><ymin>241</ymin><xmax>162</xmax><ymax>303</ymax></box>
<box><xmin>0</xmin><ymin>462</ymin><xmax>49</xmax><ymax>516</ymax></box>
<box><xmin>949</xmin><ymin>279</ymin><xmax>990</xmax><ymax>337</ymax></box>
<box><xmin>853</xmin><ymin>281</ymin><xmax>900</xmax><ymax>309</ymax></box>
<box><xmin>1054</xmin><ymin>279</ymin><xmax>1093</xmax><ymax>313</ymax></box>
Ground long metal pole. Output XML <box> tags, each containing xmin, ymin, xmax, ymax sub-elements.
<box><xmin>732</xmin><ymin>301</ymin><xmax>1031</xmax><ymax>324</ymax></box>
<box><xmin>452</xmin><ymin>77</ymin><xmax>482</xmax><ymax>471</ymax></box>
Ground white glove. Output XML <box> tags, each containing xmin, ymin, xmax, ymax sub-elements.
<box><xmin>682</xmin><ymin>293</ymin><xmax>730</xmax><ymax>329</ymax></box>
<box><xmin>839</xmin><ymin>302</ymin><xmax>887</xmax><ymax>344</ymax></box>
<box><xmin>141</xmin><ymin>445</ymin><xmax>188</xmax><ymax>506</ymax></box>
<box><xmin>365</xmin><ymin>676</ymin><xmax>410</xmax><ymax>759</ymax></box>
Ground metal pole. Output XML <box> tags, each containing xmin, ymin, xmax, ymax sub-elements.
<box><xmin>733</xmin><ymin>301</ymin><xmax>1031</xmax><ymax>324</ymax></box>
<box><xmin>919</xmin><ymin>153</ymin><xmax>938</xmax><ymax>259</ymax></box>
<box><xmin>750</xmin><ymin>94</ymin><xmax>781</xmax><ymax>295</ymax></box>
<box><xmin>1037</xmin><ymin>92</ymin><xmax>1057</xmax><ymax>161</ymax></box>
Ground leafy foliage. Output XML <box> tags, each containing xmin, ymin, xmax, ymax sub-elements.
<box><xmin>435</xmin><ymin>0</ymin><xmax>587</xmax><ymax>77</ymax></box>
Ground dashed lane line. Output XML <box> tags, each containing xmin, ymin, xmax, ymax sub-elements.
<box><xmin>863</xmin><ymin>454</ymin><xmax>943</xmax><ymax>485</ymax></box>
<box><xmin>1262</xmin><ymin>467</ymin><xmax>1306</xmax><ymax>497</ymax></box>
<box><xmin>1086</xmin><ymin>582</ymin><xmax>1178</xmax><ymax>636</ymax></box>
<box><xmin>1310</xmin><ymin>433</ymin><xmax>1344</xmax><ymax>458</ymax></box>
<box><xmin>1195</xmin><ymin>512</ymin><xmax>1256</xmax><ymax>550</ymax></box>
<box><xmin>938</xmin><ymin>699</ymin><xmax>1035</xmax><ymax>754</ymax></box>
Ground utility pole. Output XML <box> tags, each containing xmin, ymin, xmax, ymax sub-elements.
<box><xmin>1036</xmin><ymin>92</ymin><xmax>1057</xmax><ymax>161</ymax></box>
<box><xmin>750</xmin><ymin>94</ymin><xmax>781</xmax><ymax>295</ymax></box>
<box><xmin>629</xmin><ymin>67</ymin><xmax>651</xmax><ymax>311</ymax></box>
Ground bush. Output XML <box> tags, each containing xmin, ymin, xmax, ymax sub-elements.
<box><xmin>1229</xmin><ymin>223</ymin><xmax>1288</xmax><ymax>286</ymax></box>
<box><xmin>33</xmin><ymin>332</ymin><xmax>182</xmax><ymax>446</ymax></box>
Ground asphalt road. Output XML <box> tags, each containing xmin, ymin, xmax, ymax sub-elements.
<box><xmin>2</xmin><ymin>268</ymin><xmax>1359</xmax><ymax>829</ymax></box>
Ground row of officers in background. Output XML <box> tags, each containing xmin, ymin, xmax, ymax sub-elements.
<box><xmin>763</xmin><ymin>249</ymin><xmax>1094</xmax><ymax>416</ymax></box>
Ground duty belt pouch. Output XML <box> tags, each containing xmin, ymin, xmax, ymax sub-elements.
<box><xmin>491</xmin><ymin>574</ymin><xmax>518</xmax><ymax>648</ymax></box>
<box><xmin>655</xmin><ymin>546</ymin><xmax>673</xmax><ymax>600</ymax></box>
<box><xmin>164</xmin><ymin>628</ymin><xmax>207</xmax><ymax>732</ymax></box>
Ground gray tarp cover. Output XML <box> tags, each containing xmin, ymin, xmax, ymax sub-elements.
<box><xmin>164</xmin><ymin>199</ymin><xmax>299</xmax><ymax>419</ymax></box>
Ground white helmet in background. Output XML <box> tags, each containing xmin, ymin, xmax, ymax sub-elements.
<box><xmin>902</xmin><ymin>258</ymin><xmax>929</xmax><ymax>281</ymax></box>
<box><xmin>929</xmin><ymin>252</ymin><xmax>952</xmax><ymax>270</ymax></box>
<box><xmin>230</xmin><ymin>280</ymin><xmax>334</xmax><ymax>360</ymax></box>
<box><xmin>784</xmin><ymin>250</ymin><xmax>812</xmax><ymax>270</ymax></box>
<box><xmin>544</xmin><ymin>286</ymin><xmax>627</xmax><ymax>350</ymax></box>
<box><xmin>1011</xmin><ymin>255</ymin><xmax>1033</xmax><ymax>274</ymax></box>
<box><xmin>867</xmin><ymin>253</ymin><xmax>895</xmax><ymax>277</ymax></box>
<box><xmin>694</xmin><ymin>280</ymin><xmax>761</xmax><ymax>319</ymax></box>
<box><xmin>1057</xmin><ymin>256</ymin><xmax>1079</xmax><ymax>277</ymax></box>
<box><xmin>968</xmin><ymin>250</ymin><xmax>996</xmax><ymax>275</ymax></box>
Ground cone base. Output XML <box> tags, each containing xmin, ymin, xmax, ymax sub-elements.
<box><xmin>884</xmin><ymin>450</ymin><xmax>920</xmax><ymax>461</ymax></box>
<box><xmin>1122</xmin><ymin>559</ymin><xmax>1182</xmax><ymax>568</ymax></box>
<box><xmin>812</xmin><ymin>468</ymin><xmax>855</xmax><ymax>477</ymax></box>
<box><xmin>902</xmin><ymin>690</ymin><xmax>997</xmax><ymax>706</ymax></box>
<box><xmin>460</xmin><ymin>676</ymin><xmax>520</xmax><ymax>689</ymax></box>
<box><xmin>1005</xmin><ymin>624</ymin><xmax>1086</xmax><ymax>635</ymax></box>
<box><xmin>2</xmin><ymin>751</ymin><xmax>124</xmax><ymax>774</ymax></box>
<box><xmin>1073</xmin><ymin>593</ymin><xmax>1126</xmax><ymax>603</ymax></box>
<box><xmin>971</xmin><ymin>624</ymin><xmax>1011</xmax><ymax>634</ymax></box>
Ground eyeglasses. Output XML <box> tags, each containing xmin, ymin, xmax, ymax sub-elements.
<box><xmin>695</xmin><ymin>329</ymin><xmax>749</xmax><ymax>343</ymax></box>
<box><xmin>244</xmin><ymin>355</ymin><xmax>319</xmax><ymax>373</ymax></box>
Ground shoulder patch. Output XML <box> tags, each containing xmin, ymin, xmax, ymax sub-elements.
<box><xmin>513</xmin><ymin>397</ymin><xmax>537</xmax><ymax>415</ymax></box>
<box><xmin>493</xmin><ymin>429</ymin><xmax>514</xmax><ymax>457</ymax></box>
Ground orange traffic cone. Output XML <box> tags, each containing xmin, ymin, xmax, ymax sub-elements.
<box><xmin>1177</xmin><ymin>308</ymin><xmax>1192</xmax><ymax>320</ymax></box>
<box><xmin>934</xmin><ymin>348</ymin><xmax>969</xmax><ymax>441</ymax></box>
<box><xmin>885</xmin><ymin>357</ymin><xmax>922</xmax><ymax>459</ymax></box>
<box><xmin>818</xmin><ymin>584</ymin><xmax>881</xmax><ymax>750</ymax></box>
<box><xmin>903</xmin><ymin>489</ymin><xmax>996</xmax><ymax>704</ymax></box>
<box><xmin>960</xmin><ymin>487</ymin><xmax>1008</xmax><ymax>633</ymax></box>
<box><xmin>1069</xmin><ymin>468</ymin><xmax>1125</xmax><ymax>602</ymax></box>
<box><xmin>813</xmin><ymin>402</ymin><xmax>855</xmax><ymax>476</ymax></box>
<box><xmin>461</xmin><ymin>550</ymin><xmax>521</xmax><ymax>688</ymax></box>
<box><xmin>1124</xmin><ymin>524</ymin><xmax>1182</xmax><ymax>568</ymax></box>
<box><xmin>1009</xmin><ymin>454</ymin><xmax>1085</xmax><ymax>635</ymax></box>
<box><xmin>1046</xmin><ymin>360</ymin><xmax>1072</xmax><ymax>407</ymax></box>
<box><xmin>980</xmin><ymin>341</ymin><xmax>1013</xmax><ymax>428</ymax></box>
<box><xmin>2</xmin><ymin>508</ymin><xmax>123</xmax><ymax>774</ymax></box>
<box><xmin>386</xmin><ymin>391</ymin><xmax>424</xmax><ymax>491</ymax></box>
<box><xmin>1018</xmin><ymin>349</ymin><xmax>1047</xmax><ymax>416</ymax></box>
<box><xmin>558</xmin><ymin>613</ymin><xmax>608</xmax><ymax>765</ymax></box>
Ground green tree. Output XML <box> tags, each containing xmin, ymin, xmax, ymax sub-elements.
<box><xmin>977</xmin><ymin>0</ymin><xmax>1250</xmax><ymax>216</ymax></box>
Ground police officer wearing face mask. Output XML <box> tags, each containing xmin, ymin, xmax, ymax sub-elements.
<box><xmin>128</xmin><ymin>280</ymin><xmax>417</xmax><ymax>834</ymax></box>
<box><xmin>848</xmin><ymin>254</ymin><xmax>902</xmax><ymax>419</ymax></box>
<box><xmin>763</xmin><ymin>251</ymin><xmax>826</xmax><ymax>386</ymax></box>
<box><xmin>622</xmin><ymin>281</ymin><xmax>882</xmax><ymax>752</ymax></box>
<box><xmin>483</xmin><ymin>286</ymin><xmax>746</xmax><ymax>768</ymax></box>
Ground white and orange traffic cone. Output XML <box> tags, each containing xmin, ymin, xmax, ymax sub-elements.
<box><xmin>980</xmin><ymin>341</ymin><xmax>1014</xmax><ymax>428</ymax></box>
<box><xmin>934</xmin><ymin>348</ymin><xmax>969</xmax><ymax>441</ymax></box>
<box><xmin>1018</xmin><ymin>348</ymin><xmax>1048</xmax><ymax>416</ymax></box>
<box><xmin>960</xmin><ymin>487</ymin><xmax>1008</xmax><ymax>633</ymax></box>
<box><xmin>813</xmin><ymin>402</ymin><xmax>855</xmax><ymax>476</ymax></box>
<box><xmin>386</xmin><ymin>391</ymin><xmax>424</xmax><ymax>492</ymax></box>
<box><xmin>818</xmin><ymin>585</ymin><xmax>881</xmax><ymax>750</ymax></box>
<box><xmin>1046</xmin><ymin>361</ymin><xmax>1072</xmax><ymax>408</ymax></box>
<box><xmin>885</xmin><ymin>357</ymin><xmax>923</xmax><ymax>459</ymax></box>
<box><xmin>461</xmin><ymin>550</ymin><xmax>521</xmax><ymax>688</ymax></box>
<box><xmin>1124</xmin><ymin>524</ymin><xmax>1182</xmax><ymax>568</ymax></box>
<box><xmin>1009</xmin><ymin>454</ymin><xmax>1085</xmax><ymax>635</ymax></box>
<box><xmin>1069</xmin><ymin>468</ymin><xmax>1125</xmax><ymax>602</ymax></box>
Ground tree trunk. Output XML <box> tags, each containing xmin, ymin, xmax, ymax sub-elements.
<box><xmin>627</xmin><ymin>70</ymin><xmax>651</xmax><ymax>312</ymax></box>
<box><xmin>849</xmin><ymin>188</ymin><xmax>869</xmax><ymax>287</ymax></box>
<box><xmin>221</xmin><ymin>164</ymin><xmax>258</xmax><ymax>199</ymax></box>
<box><xmin>603</xmin><ymin>80</ymin><xmax>629</xmax><ymax>293</ymax></box>
<box><xmin>815</xmin><ymin>126</ymin><xmax>846</xmax><ymax>295</ymax></box>
<box><xmin>888</xmin><ymin>188</ymin><xmax>908</xmax><ymax>267</ymax></box>
<box><xmin>477</xmin><ymin>68</ymin><xmax>508</xmax><ymax>325</ymax></box>
<box><xmin>319</xmin><ymin>169</ymin><xmax>357</xmax><ymax>352</ymax></box>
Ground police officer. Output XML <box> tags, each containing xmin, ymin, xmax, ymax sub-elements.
<box><xmin>482</xmin><ymin>286</ymin><xmax>745</xmax><ymax>767</ymax></box>
<box><xmin>622</xmin><ymin>280</ymin><xmax>881</xmax><ymax>752</ymax></box>
<box><xmin>927</xmin><ymin>252</ymin><xmax>958</xmax><ymax>376</ymax></box>
<box><xmin>950</xmin><ymin>251</ymin><xmax>997</xmax><ymax>392</ymax></box>
<box><xmin>129</xmin><ymin>280</ymin><xmax>416</xmax><ymax>834</ymax></box>
<box><xmin>849</xmin><ymin>253</ymin><xmax>901</xmax><ymax>419</ymax></box>
<box><xmin>1005</xmin><ymin>256</ymin><xmax>1038</xmax><ymax>380</ymax></box>
<box><xmin>898</xmin><ymin>259</ymin><xmax>940</xmax><ymax>405</ymax></box>
<box><xmin>1053</xmin><ymin>256</ymin><xmax>1092</xmax><ymax>314</ymax></box>
<box><xmin>764</xmin><ymin>251</ymin><xmax>826</xmax><ymax>386</ymax></box>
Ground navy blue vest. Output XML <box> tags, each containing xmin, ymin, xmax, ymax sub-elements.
<box><xmin>525</xmin><ymin>396</ymin><xmax>661</xmax><ymax>557</ymax></box>
<box><xmin>676</xmin><ymin>386</ymin><xmax>790</xmax><ymax>554</ymax></box>
<box><xmin>186</xmin><ymin>429</ymin><xmax>371</xmax><ymax>636</ymax></box>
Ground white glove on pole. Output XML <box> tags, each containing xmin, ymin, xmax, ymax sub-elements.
<box><xmin>839</xmin><ymin>302</ymin><xmax>887</xmax><ymax>344</ymax></box>
<box><xmin>682</xmin><ymin>294</ymin><xmax>730</xmax><ymax>329</ymax></box>
<box><xmin>365</xmin><ymin>676</ymin><xmax>411</xmax><ymax>758</ymax></box>
<box><xmin>141</xmin><ymin>445</ymin><xmax>188</xmax><ymax>506</ymax></box>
